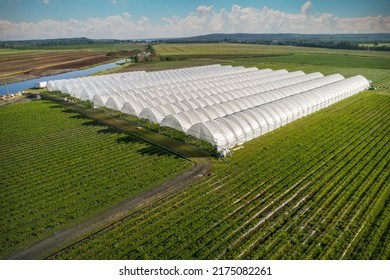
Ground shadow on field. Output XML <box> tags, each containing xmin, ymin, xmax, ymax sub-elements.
<box><xmin>116</xmin><ymin>135</ymin><xmax>179</xmax><ymax>158</ymax></box>
<box><xmin>83</xmin><ymin>119</ymin><xmax>177</xmax><ymax>157</ymax></box>
<box><xmin>49</xmin><ymin>104</ymin><xmax>64</xmax><ymax>109</ymax></box>
<box><xmin>81</xmin><ymin>116</ymin><xmax>179</xmax><ymax>157</ymax></box>
<box><xmin>46</xmin><ymin>98</ymin><xmax>210</xmax><ymax>160</ymax></box>
<box><xmin>81</xmin><ymin>119</ymin><xmax>108</xmax><ymax>127</ymax></box>
<box><xmin>51</xmin><ymin>105</ymin><xmax>90</xmax><ymax>120</ymax></box>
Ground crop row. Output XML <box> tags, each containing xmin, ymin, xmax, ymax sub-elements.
<box><xmin>53</xmin><ymin>91</ymin><xmax>389</xmax><ymax>260</ymax></box>
<box><xmin>0</xmin><ymin>100</ymin><xmax>191</xmax><ymax>257</ymax></box>
<box><xmin>250</xmin><ymin>96</ymin><xmax>388</xmax><ymax>258</ymax></box>
<box><xmin>288</xmin><ymin>129</ymin><xmax>388</xmax><ymax>259</ymax></box>
<box><xmin>1</xmin><ymin>129</ymin><xmax>167</xmax><ymax>193</ymax></box>
<box><xmin>375</xmin><ymin>76</ymin><xmax>390</xmax><ymax>88</ymax></box>
<box><xmin>0</xmin><ymin>101</ymin><xmax>86</xmax><ymax>144</ymax></box>
<box><xmin>2</xmin><ymin>125</ymin><xmax>172</xmax><ymax>194</ymax></box>
<box><xmin>210</xmin><ymin>100</ymin><xmax>389</xmax><ymax>259</ymax></box>
<box><xmin>72</xmin><ymin>92</ymin><xmax>368</xmax><ymax>258</ymax></box>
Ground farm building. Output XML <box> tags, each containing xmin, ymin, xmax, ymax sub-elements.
<box><xmin>47</xmin><ymin>65</ymin><xmax>369</xmax><ymax>152</ymax></box>
<box><xmin>34</xmin><ymin>81</ymin><xmax>47</xmax><ymax>89</ymax></box>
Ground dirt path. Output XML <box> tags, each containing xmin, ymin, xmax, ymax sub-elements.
<box><xmin>5</xmin><ymin>96</ymin><xmax>212</xmax><ymax>260</ymax></box>
<box><xmin>6</xmin><ymin>162</ymin><xmax>210</xmax><ymax>260</ymax></box>
<box><xmin>0</xmin><ymin>95</ymin><xmax>32</xmax><ymax>107</ymax></box>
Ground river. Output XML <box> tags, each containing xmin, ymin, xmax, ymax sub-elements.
<box><xmin>0</xmin><ymin>59</ymin><xmax>126</xmax><ymax>96</ymax></box>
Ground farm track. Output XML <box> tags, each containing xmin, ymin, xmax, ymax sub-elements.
<box><xmin>6</xmin><ymin>162</ymin><xmax>210</xmax><ymax>260</ymax></box>
<box><xmin>4</xmin><ymin>97</ymin><xmax>211</xmax><ymax>259</ymax></box>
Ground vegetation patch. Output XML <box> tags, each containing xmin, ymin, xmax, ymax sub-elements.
<box><xmin>106</xmin><ymin>50</ymin><xmax>141</xmax><ymax>57</ymax></box>
<box><xmin>53</xmin><ymin>91</ymin><xmax>390</xmax><ymax>260</ymax></box>
<box><xmin>0</xmin><ymin>100</ymin><xmax>192</xmax><ymax>257</ymax></box>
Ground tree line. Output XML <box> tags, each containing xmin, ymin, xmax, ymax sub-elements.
<box><xmin>0</xmin><ymin>37</ymin><xmax>146</xmax><ymax>49</ymax></box>
<box><xmin>2</xmin><ymin>34</ymin><xmax>389</xmax><ymax>52</ymax></box>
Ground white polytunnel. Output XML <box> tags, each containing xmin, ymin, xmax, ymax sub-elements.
<box><xmin>105</xmin><ymin>93</ymin><xmax>126</xmax><ymax>111</ymax></box>
<box><xmin>48</xmin><ymin>65</ymin><xmax>369</xmax><ymax>152</ymax></box>
<box><xmin>187</xmin><ymin>75</ymin><xmax>369</xmax><ymax>151</ymax></box>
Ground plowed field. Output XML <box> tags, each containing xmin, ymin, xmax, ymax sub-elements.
<box><xmin>0</xmin><ymin>51</ymin><xmax>116</xmax><ymax>84</ymax></box>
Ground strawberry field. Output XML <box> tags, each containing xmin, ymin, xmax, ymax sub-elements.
<box><xmin>2</xmin><ymin>42</ymin><xmax>389</xmax><ymax>260</ymax></box>
<box><xmin>0</xmin><ymin>100</ymin><xmax>191</xmax><ymax>257</ymax></box>
<box><xmin>54</xmin><ymin>91</ymin><xmax>389</xmax><ymax>259</ymax></box>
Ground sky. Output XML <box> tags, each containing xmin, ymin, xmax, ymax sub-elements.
<box><xmin>0</xmin><ymin>0</ymin><xmax>389</xmax><ymax>40</ymax></box>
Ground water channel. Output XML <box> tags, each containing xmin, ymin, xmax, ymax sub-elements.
<box><xmin>0</xmin><ymin>59</ymin><xmax>126</xmax><ymax>96</ymax></box>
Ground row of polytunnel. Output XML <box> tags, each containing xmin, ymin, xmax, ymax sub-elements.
<box><xmin>47</xmin><ymin>64</ymin><xmax>369</xmax><ymax>152</ymax></box>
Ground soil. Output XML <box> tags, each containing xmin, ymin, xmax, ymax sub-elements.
<box><xmin>0</xmin><ymin>94</ymin><xmax>31</xmax><ymax>107</ymax></box>
<box><xmin>0</xmin><ymin>51</ymin><xmax>123</xmax><ymax>85</ymax></box>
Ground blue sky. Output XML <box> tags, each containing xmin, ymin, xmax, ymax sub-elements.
<box><xmin>1</xmin><ymin>0</ymin><xmax>389</xmax><ymax>39</ymax></box>
<box><xmin>2</xmin><ymin>0</ymin><xmax>389</xmax><ymax>23</ymax></box>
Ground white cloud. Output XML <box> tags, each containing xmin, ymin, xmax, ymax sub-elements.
<box><xmin>41</xmin><ymin>0</ymin><xmax>50</xmax><ymax>4</ymax></box>
<box><xmin>301</xmin><ymin>1</ymin><xmax>313</xmax><ymax>15</ymax></box>
<box><xmin>1</xmin><ymin>3</ymin><xmax>389</xmax><ymax>40</ymax></box>
<box><xmin>196</xmin><ymin>5</ymin><xmax>214</xmax><ymax>16</ymax></box>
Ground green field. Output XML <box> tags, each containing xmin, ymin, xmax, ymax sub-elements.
<box><xmin>155</xmin><ymin>43</ymin><xmax>390</xmax><ymax>58</ymax></box>
<box><xmin>0</xmin><ymin>100</ymin><xmax>192</xmax><ymax>257</ymax></box>
<box><xmin>54</xmin><ymin>90</ymin><xmax>390</xmax><ymax>260</ymax></box>
<box><xmin>119</xmin><ymin>43</ymin><xmax>390</xmax><ymax>87</ymax></box>
<box><xmin>1</xmin><ymin>43</ymin><xmax>390</xmax><ymax>260</ymax></box>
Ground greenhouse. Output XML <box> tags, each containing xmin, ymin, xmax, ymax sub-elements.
<box><xmin>47</xmin><ymin>65</ymin><xmax>369</xmax><ymax>152</ymax></box>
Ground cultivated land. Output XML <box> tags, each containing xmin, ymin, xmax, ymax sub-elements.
<box><xmin>113</xmin><ymin>43</ymin><xmax>390</xmax><ymax>88</ymax></box>
<box><xmin>54</xmin><ymin>91</ymin><xmax>390</xmax><ymax>260</ymax></box>
<box><xmin>0</xmin><ymin>50</ymin><xmax>109</xmax><ymax>84</ymax></box>
<box><xmin>0</xmin><ymin>100</ymin><xmax>193</xmax><ymax>258</ymax></box>
<box><xmin>1</xmin><ymin>43</ymin><xmax>389</xmax><ymax>259</ymax></box>
<box><xmin>0</xmin><ymin>44</ymin><xmax>145</xmax><ymax>85</ymax></box>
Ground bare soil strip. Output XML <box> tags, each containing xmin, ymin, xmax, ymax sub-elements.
<box><xmin>5</xmin><ymin>96</ymin><xmax>211</xmax><ymax>260</ymax></box>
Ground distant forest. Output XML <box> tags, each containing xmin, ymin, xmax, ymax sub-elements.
<box><xmin>0</xmin><ymin>37</ymin><xmax>142</xmax><ymax>49</ymax></box>
<box><xmin>1</xmin><ymin>33</ymin><xmax>390</xmax><ymax>51</ymax></box>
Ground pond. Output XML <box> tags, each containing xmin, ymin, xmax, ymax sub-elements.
<box><xmin>0</xmin><ymin>59</ymin><xmax>127</xmax><ymax>96</ymax></box>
